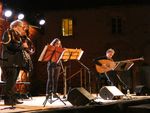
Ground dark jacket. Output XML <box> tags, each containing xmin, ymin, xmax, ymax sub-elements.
<box><xmin>1</xmin><ymin>29</ymin><xmax>28</xmax><ymax>69</ymax></box>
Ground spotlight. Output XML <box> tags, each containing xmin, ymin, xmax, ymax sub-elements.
<box><xmin>18</xmin><ymin>13</ymin><xmax>24</xmax><ymax>20</ymax></box>
<box><xmin>4</xmin><ymin>9</ymin><xmax>12</xmax><ymax>18</ymax></box>
<box><xmin>39</xmin><ymin>19</ymin><xmax>45</xmax><ymax>25</ymax></box>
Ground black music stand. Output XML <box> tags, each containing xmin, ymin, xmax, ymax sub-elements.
<box><xmin>114</xmin><ymin>62</ymin><xmax>134</xmax><ymax>71</ymax></box>
<box><xmin>113</xmin><ymin>61</ymin><xmax>134</xmax><ymax>90</ymax></box>
<box><xmin>61</xmin><ymin>48</ymin><xmax>86</xmax><ymax>97</ymax></box>
<box><xmin>38</xmin><ymin>44</ymin><xmax>66</xmax><ymax>107</ymax></box>
<box><xmin>61</xmin><ymin>49</ymin><xmax>84</xmax><ymax>97</ymax></box>
<box><xmin>61</xmin><ymin>48</ymin><xmax>92</xmax><ymax>94</ymax></box>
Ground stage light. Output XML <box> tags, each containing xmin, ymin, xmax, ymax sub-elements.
<box><xmin>18</xmin><ymin>13</ymin><xmax>24</xmax><ymax>20</ymax></box>
<box><xmin>4</xmin><ymin>9</ymin><xmax>12</xmax><ymax>18</ymax></box>
<box><xmin>39</xmin><ymin>19</ymin><xmax>45</xmax><ymax>25</ymax></box>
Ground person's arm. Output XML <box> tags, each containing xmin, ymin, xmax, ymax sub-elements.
<box><xmin>1</xmin><ymin>30</ymin><xmax>11</xmax><ymax>45</ymax></box>
<box><xmin>93</xmin><ymin>56</ymin><xmax>107</xmax><ymax>66</ymax></box>
<box><xmin>93</xmin><ymin>57</ymin><xmax>102</xmax><ymax>66</ymax></box>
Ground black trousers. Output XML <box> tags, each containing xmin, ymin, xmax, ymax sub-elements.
<box><xmin>95</xmin><ymin>72</ymin><xmax>110</xmax><ymax>94</ymax></box>
<box><xmin>46</xmin><ymin>65</ymin><xmax>61</xmax><ymax>94</ymax></box>
<box><xmin>96</xmin><ymin>71</ymin><xmax>128</xmax><ymax>94</ymax></box>
<box><xmin>2</xmin><ymin>66</ymin><xmax>20</xmax><ymax>101</ymax></box>
<box><xmin>108</xmin><ymin>71</ymin><xmax>128</xmax><ymax>90</ymax></box>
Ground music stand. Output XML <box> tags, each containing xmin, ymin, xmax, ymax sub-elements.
<box><xmin>61</xmin><ymin>48</ymin><xmax>84</xmax><ymax>97</ymax></box>
<box><xmin>114</xmin><ymin>61</ymin><xmax>134</xmax><ymax>71</ymax></box>
<box><xmin>38</xmin><ymin>44</ymin><xmax>66</xmax><ymax>107</ymax></box>
<box><xmin>113</xmin><ymin>61</ymin><xmax>134</xmax><ymax>91</ymax></box>
<box><xmin>38</xmin><ymin>44</ymin><xmax>65</xmax><ymax>63</ymax></box>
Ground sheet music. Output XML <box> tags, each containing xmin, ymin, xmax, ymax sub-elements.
<box><xmin>38</xmin><ymin>45</ymin><xmax>48</xmax><ymax>61</ymax></box>
<box><xmin>38</xmin><ymin>46</ymin><xmax>84</xmax><ymax>63</ymax></box>
<box><xmin>62</xmin><ymin>48</ymin><xmax>84</xmax><ymax>61</ymax></box>
<box><xmin>38</xmin><ymin>45</ymin><xmax>65</xmax><ymax>63</ymax></box>
<box><xmin>77</xmin><ymin>49</ymin><xmax>84</xmax><ymax>60</ymax></box>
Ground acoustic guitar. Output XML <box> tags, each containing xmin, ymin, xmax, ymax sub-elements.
<box><xmin>95</xmin><ymin>57</ymin><xmax>144</xmax><ymax>74</ymax></box>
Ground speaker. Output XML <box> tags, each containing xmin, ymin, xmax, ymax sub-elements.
<box><xmin>99</xmin><ymin>86</ymin><xmax>124</xmax><ymax>100</ymax></box>
<box><xmin>67</xmin><ymin>87</ymin><xmax>95</xmax><ymax>106</ymax></box>
<box><xmin>134</xmin><ymin>85</ymin><xmax>150</xmax><ymax>96</ymax></box>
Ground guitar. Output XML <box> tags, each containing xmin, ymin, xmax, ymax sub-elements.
<box><xmin>95</xmin><ymin>57</ymin><xmax>144</xmax><ymax>74</ymax></box>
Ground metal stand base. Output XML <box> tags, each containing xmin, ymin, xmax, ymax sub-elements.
<box><xmin>43</xmin><ymin>91</ymin><xmax>66</xmax><ymax>107</ymax></box>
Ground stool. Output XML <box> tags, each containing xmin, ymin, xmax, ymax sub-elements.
<box><xmin>0</xmin><ymin>81</ymin><xmax>6</xmax><ymax>101</ymax></box>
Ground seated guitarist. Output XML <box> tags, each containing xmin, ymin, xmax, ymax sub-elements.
<box><xmin>93</xmin><ymin>48</ymin><xmax>128</xmax><ymax>95</ymax></box>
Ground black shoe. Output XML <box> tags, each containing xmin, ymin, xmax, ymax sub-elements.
<box><xmin>21</xmin><ymin>94</ymin><xmax>29</xmax><ymax>99</ymax></box>
<box><xmin>15</xmin><ymin>100</ymin><xmax>23</xmax><ymax>104</ymax></box>
<box><xmin>4</xmin><ymin>100</ymin><xmax>16</xmax><ymax>105</ymax></box>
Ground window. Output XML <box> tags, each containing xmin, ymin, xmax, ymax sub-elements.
<box><xmin>62</xmin><ymin>18</ymin><xmax>73</xmax><ymax>36</ymax></box>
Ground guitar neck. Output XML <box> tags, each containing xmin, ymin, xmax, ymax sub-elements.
<box><xmin>116</xmin><ymin>57</ymin><xmax>144</xmax><ymax>63</ymax></box>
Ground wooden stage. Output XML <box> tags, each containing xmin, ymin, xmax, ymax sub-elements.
<box><xmin>0</xmin><ymin>94</ymin><xmax>150</xmax><ymax>113</ymax></box>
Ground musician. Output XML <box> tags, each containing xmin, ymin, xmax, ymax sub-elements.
<box><xmin>1</xmin><ymin>20</ymin><xmax>34</xmax><ymax>105</ymax></box>
<box><xmin>94</xmin><ymin>48</ymin><xmax>128</xmax><ymax>94</ymax></box>
<box><xmin>46</xmin><ymin>38</ymin><xmax>62</xmax><ymax>98</ymax></box>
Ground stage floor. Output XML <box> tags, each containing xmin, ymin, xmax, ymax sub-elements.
<box><xmin>0</xmin><ymin>94</ymin><xmax>150</xmax><ymax>113</ymax></box>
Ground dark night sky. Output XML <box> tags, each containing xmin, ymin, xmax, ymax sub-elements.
<box><xmin>3</xmin><ymin>0</ymin><xmax>150</xmax><ymax>11</ymax></box>
<box><xmin>2</xmin><ymin>0</ymin><xmax>150</xmax><ymax>30</ymax></box>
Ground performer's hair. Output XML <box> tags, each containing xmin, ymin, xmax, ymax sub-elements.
<box><xmin>10</xmin><ymin>20</ymin><xmax>23</xmax><ymax>29</ymax></box>
<box><xmin>106</xmin><ymin>48</ymin><xmax>115</xmax><ymax>54</ymax></box>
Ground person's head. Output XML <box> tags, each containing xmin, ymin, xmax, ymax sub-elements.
<box><xmin>106</xmin><ymin>48</ymin><xmax>115</xmax><ymax>59</ymax></box>
<box><xmin>10</xmin><ymin>20</ymin><xmax>26</xmax><ymax>36</ymax></box>
<box><xmin>50</xmin><ymin>38</ymin><xmax>62</xmax><ymax>47</ymax></box>
<box><xmin>10</xmin><ymin>20</ymin><xmax>23</xmax><ymax>29</ymax></box>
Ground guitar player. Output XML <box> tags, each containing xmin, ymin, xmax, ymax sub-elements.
<box><xmin>93</xmin><ymin>48</ymin><xmax>128</xmax><ymax>95</ymax></box>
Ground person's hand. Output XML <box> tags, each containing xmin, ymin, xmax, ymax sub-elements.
<box><xmin>22</xmin><ymin>42</ymin><xmax>28</xmax><ymax>48</ymax></box>
<box><xmin>29</xmin><ymin>48</ymin><xmax>35</xmax><ymax>55</ymax></box>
